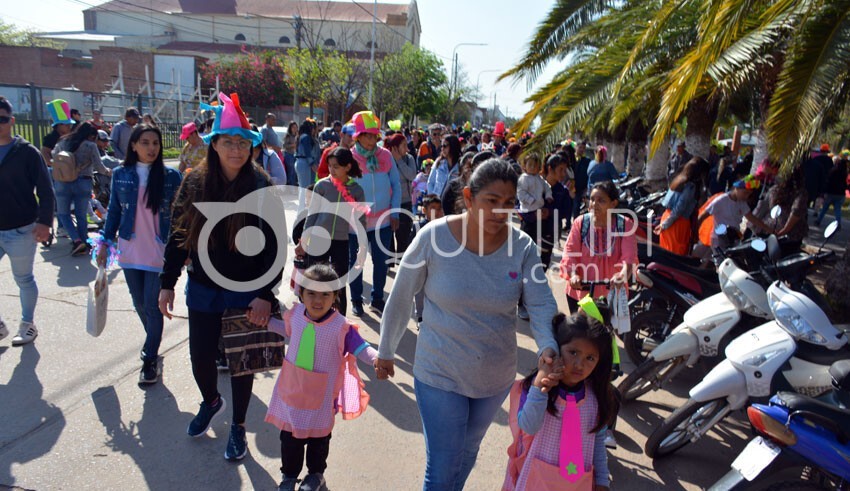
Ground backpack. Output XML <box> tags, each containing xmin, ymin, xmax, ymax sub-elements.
<box><xmin>580</xmin><ymin>213</ymin><xmax>626</xmax><ymax>244</ymax></box>
<box><xmin>52</xmin><ymin>149</ymin><xmax>80</xmax><ymax>182</ymax></box>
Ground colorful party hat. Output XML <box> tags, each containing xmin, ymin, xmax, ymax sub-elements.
<box><xmin>46</xmin><ymin>99</ymin><xmax>74</xmax><ymax>126</ymax></box>
<box><xmin>200</xmin><ymin>93</ymin><xmax>262</xmax><ymax>146</ymax></box>
<box><xmin>350</xmin><ymin>111</ymin><xmax>381</xmax><ymax>138</ymax></box>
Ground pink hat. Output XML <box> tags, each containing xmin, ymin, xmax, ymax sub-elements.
<box><xmin>350</xmin><ymin>111</ymin><xmax>381</xmax><ymax>139</ymax></box>
<box><xmin>180</xmin><ymin>122</ymin><xmax>197</xmax><ymax>140</ymax></box>
<box><xmin>493</xmin><ymin>121</ymin><xmax>506</xmax><ymax>137</ymax></box>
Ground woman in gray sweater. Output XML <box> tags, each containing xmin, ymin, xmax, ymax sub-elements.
<box><xmin>377</xmin><ymin>158</ymin><xmax>559</xmax><ymax>490</ymax></box>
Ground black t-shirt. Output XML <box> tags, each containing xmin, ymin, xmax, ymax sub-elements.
<box><xmin>42</xmin><ymin>129</ymin><xmax>60</xmax><ymax>149</ymax></box>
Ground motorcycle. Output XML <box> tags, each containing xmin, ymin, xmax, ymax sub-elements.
<box><xmin>708</xmin><ymin>359</ymin><xmax>850</xmax><ymax>490</ymax></box>
<box><xmin>626</xmin><ymin>238</ymin><xmax>762</xmax><ymax>365</ymax></box>
<box><xmin>643</xmin><ymin>225</ymin><xmax>848</xmax><ymax>459</ymax></box>
<box><xmin>620</xmin><ymin>208</ymin><xmax>807</xmax><ymax>375</ymax></box>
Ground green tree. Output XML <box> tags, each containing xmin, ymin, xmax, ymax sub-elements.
<box><xmin>0</xmin><ymin>20</ymin><xmax>64</xmax><ymax>49</ymax></box>
<box><xmin>285</xmin><ymin>47</ymin><xmax>360</xmax><ymax>118</ymax></box>
<box><xmin>200</xmin><ymin>51</ymin><xmax>291</xmax><ymax>108</ymax></box>
<box><xmin>372</xmin><ymin>44</ymin><xmax>448</xmax><ymax>122</ymax></box>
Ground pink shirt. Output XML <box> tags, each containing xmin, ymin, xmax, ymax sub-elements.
<box><xmin>117</xmin><ymin>185</ymin><xmax>165</xmax><ymax>272</ymax></box>
<box><xmin>559</xmin><ymin>215</ymin><xmax>638</xmax><ymax>300</ymax></box>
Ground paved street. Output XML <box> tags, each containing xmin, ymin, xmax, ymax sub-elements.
<box><xmin>1</xmin><ymin>215</ymin><xmax>845</xmax><ymax>490</ymax></box>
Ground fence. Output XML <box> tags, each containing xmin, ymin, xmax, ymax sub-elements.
<box><xmin>0</xmin><ymin>83</ymin><xmax>205</xmax><ymax>149</ymax></box>
<box><xmin>0</xmin><ymin>83</ymin><xmax>327</xmax><ymax>149</ymax></box>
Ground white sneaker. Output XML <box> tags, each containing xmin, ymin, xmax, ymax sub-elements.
<box><xmin>0</xmin><ymin>319</ymin><xmax>8</xmax><ymax>342</ymax></box>
<box><xmin>11</xmin><ymin>322</ymin><xmax>38</xmax><ymax>346</ymax></box>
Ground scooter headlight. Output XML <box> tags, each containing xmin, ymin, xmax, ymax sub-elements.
<box><xmin>723</xmin><ymin>282</ymin><xmax>769</xmax><ymax>317</ymax></box>
<box><xmin>742</xmin><ymin>349</ymin><xmax>785</xmax><ymax>367</ymax></box>
<box><xmin>771</xmin><ymin>302</ymin><xmax>828</xmax><ymax>345</ymax></box>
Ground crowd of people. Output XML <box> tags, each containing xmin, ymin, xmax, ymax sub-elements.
<box><xmin>1</xmin><ymin>89</ymin><xmax>848</xmax><ymax>491</ymax></box>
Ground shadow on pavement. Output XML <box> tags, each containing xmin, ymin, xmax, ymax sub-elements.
<box><xmin>0</xmin><ymin>346</ymin><xmax>66</xmax><ymax>487</ymax></box>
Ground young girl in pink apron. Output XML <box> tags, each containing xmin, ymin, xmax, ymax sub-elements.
<box><xmin>267</xmin><ymin>264</ymin><xmax>378</xmax><ymax>491</ymax></box>
<box><xmin>504</xmin><ymin>298</ymin><xmax>619</xmax><ymax>491</ymax></box>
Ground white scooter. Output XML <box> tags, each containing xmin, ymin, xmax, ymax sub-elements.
<box><xmin>618</xmin><ymin>209</ymin><xmax>791</xmax><ymax>402</ymax></box>
<box><xmin>643</xmin><ymin>225</ymin><xmax>849</xmax><ymax>459</ymax></box>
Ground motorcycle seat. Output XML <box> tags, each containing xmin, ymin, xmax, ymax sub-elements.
<box><xmin>793</xmin><ymin>342</ymin><xmax>850</xmax><ymax>368</ymax></box>
<box><xmin>774</xmin><ymin>392</ymin><xmax>850</xmax><ymax>442</ymax></box>
<box><xmin>648</xmin><ymin>262</ymin><xmax>720</xmax><ymax>297</ymax></box>
<box><xmin>830</xmin><ymin>359</ymin><xmax>850</xmax><ymax>392</ymax></box>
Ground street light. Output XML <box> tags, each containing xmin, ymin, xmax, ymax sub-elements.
<box><xmin>475</xmin><ymin>69</ymin><xmax>500</xmax><ymax>102</ymax></box>
<box><xmin>450</xmin><ymin>43</ymin><xmax>487</xmax><ymax>122</ymax></box>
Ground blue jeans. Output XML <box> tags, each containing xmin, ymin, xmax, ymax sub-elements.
<box><xmin>124</xmin><ymin>268</ymin><xmax>164</xmax><ymax>360</ymax></box>
<box><xmin>348</xmin><ymin>227</ymin><xmax>392</xmax><ymax>305</ymax></box>
<box><xmin>54</xmin><ymin>177</ymin><xmax>93</xmax><ymax>243</ymax></box>
<box><xmin>817</xmin><ymin>194</ymin><xmax>846</xmax><ymax>226</ymax></box>
<box><xmin>283</xmin><ymin>152</ymin><xmax>298</xmax><ymax>186</ymax></box>
<box><xmin>414</xmin><ymin>379</ymin><xmax>510</xmax><ymax>491</ymax></box>
<box><xmin>0</xmin><ymin>223</ymin><xmax>38</xmax><ymax>323</ymax></box>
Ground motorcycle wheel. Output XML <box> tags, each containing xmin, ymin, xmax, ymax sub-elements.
<box><xmin>617</xmin><ymin>356</ymin><xmax>686</xmax><ymax>403</ymax></box>
<box><xmin>644</xmin><ymin>397</ymin><xmax>728</xmax><ymax>459</ymax></box>
<box><xmin>624</xmin><ymin>307</ymin><xmax>678</xmax><ymax>364</ymax></box>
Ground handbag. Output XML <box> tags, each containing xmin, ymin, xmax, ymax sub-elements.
<box><xmin>85</xmin><ymin>265</ymin><xmax>109</xmax><ymax>337</ymax></box>
<box><xmin>221</xmin><ymin>302</ymin><xmax>285</xmax><ymax>377</ymax></box>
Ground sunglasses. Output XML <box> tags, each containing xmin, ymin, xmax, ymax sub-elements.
<box><xmin>0</xmin><ymin>116</ymin><xmax>11</xmax><ymax>124</ymax></box>
<box><xmin>441</xmin><ymin>144</ymin><xmax>449</xmax><ymax>148</ymax></box>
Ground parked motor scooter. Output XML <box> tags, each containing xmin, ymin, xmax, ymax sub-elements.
<box><xmin>643</xmin><ymin>226</ymin><xmax>848</xmax><ymax>459</ymax></box>
<box><xmin>708</xmin><ymin>360</ymin><xmax>850</xmax><ymax>490</ymax></box>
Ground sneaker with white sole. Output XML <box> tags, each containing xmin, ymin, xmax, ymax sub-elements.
<box><xmin>298</xmin><ymin>473</ymin><xmax>327</xmax><ymax>491</ymax></box>
<box><xmin>224</xmin><ymin>423</ymin><xmax>248</xmax><ymax>461</ymax></box>
<box><xmin>187</xmin><ymin>397</ymin><xmax>226</xmax><ymax>437</ymax></box>
<box><xmin>11</xmin><ymin>322</ymin><xmax>37</xmax><ymax>346</ymax></box>
<box><xmin>0</xmin><ymin>319</ymin><xmax>8</xmax><ymax>342</ymax></box>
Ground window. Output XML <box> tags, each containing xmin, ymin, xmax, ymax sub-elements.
<box><xmin>366</xmin><ymin>41</ymin><xmax>377</xmax><ymax>49</ymax></box>
<box><xmin>278</xmin><ymin>36</ymin><xmax>291</xmax><ymax>44</ymax></box>
<box><xmin>323</xmin><ymin>38</ymin><xmax>336</xmax><ymax>47</ymax></box>
<box><xmin>235</xmin><ymin>33</ymin><xmax>246</xmax><ymax>41</ymax></box>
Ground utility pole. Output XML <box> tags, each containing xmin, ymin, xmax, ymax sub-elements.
<box><xmin>368</xmin><ymin>0</ymin><xmax>377</xmax><ymax>108</ymax></box>
<box><xmin>292</xmin><ymin>15</ymin><xmax>303</xmax><ymax>122</ymax></box>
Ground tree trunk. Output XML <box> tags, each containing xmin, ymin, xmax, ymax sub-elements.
<box><xmin>646</xmin><ymin>138</ymin><xmax>670</xmax><ymax>189</ymax></box>
<box><xmin>610</xmin><ymin>141</ymin><xmax>627</xmax><ymax>172</ymax></box>
<box><xmin>684</xmin><ymin>96</ymin><xmax>719</xmax><ymax>160</ymax></box>
<box><xmin>628</xmin><ymin>141</ymin><xmax>646</xmax><ymax>177</ymax></box>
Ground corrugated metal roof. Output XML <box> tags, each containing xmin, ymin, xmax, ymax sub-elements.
<box><xmin>89</xmin><ymin>0</ymin><xmax>411</xmax><ymax>23</ymax></box>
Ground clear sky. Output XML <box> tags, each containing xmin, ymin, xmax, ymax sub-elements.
<box><xmin>2</xmin><ymin>0</ymin><xmax>563</xmax><ymax>119</ymax></box>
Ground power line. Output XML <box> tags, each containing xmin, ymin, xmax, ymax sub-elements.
<box><xmin>347</xmin><ymin>0</ymin><xmax>452</xmax><ymax>61</ymax></box>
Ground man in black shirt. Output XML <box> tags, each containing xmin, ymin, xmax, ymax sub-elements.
<box><xmin>0</xmin><ymin>95</ymin><xmax>54</xmax><ymax>346</ymax></box>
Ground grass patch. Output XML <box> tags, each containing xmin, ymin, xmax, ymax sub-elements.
<box><xmin>162</xmin><ymin>148</ymin><xmax>181</xmax><ymax>159</ymax></box>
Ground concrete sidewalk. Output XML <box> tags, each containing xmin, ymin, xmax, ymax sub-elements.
<box><xmin>0</xmin><ymin>228</ymin><xmax>762</xmax><ymax>490</ymax></box>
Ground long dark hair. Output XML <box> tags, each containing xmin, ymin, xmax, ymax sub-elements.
<box><xmin>123</xmin><ymin>124</ymin><xmax>165</xmax><ymax>213</ymax></box>
<box><xmin>171</xmin><ymin>134</ymin><xmax>263</xmax><ymax>251</ymax></box>
<box><xmin>670</xmin><ymin>157</ymin><xmax>708</xmax><ymax>204</ymax></box>
<box><xmin>773</xmin><ymin>163</ymin><xmax>805</xmax><ymax>206</ymax></box>
<box><xmin>522</xmin><ymin>301</ymin><xmax>619</xmax><ymax>433</ymax></box>
<box><xmin>299</xmin><ymin>120</ymin><xmax>314</xmax><ymax>136</ymax></box>
<box><xmin>441</xmin><ymin>134</ymin><xmax>461</xmax><ymax>164</ymax></box>
<box><xmin>65</xmin><ymin>121</ymin><xmax>98</xmax><ymax>153</ymax></box>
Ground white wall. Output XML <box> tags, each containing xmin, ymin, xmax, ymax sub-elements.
<box><xmin>93</xmin><ymin>11</ymin><xmax>416</xmax><ymax>53</ymax></box>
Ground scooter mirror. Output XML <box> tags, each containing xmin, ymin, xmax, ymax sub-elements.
<box><xmin>770</xmin><ymin>205</ymin><xmax>782</xmax><ymax>220</ymax></box>
<box><xmin>751</xmin><ymin>239</ymin><xmax>767</xmax><ymax>252</ymax></box>
<box><xmin>824</xmin><ymin>221</ymin><xmax>839</xmax><ymax>239</ymax></box>
<box><xmin>714</xmin><ymin>224</ymin><xmax>728</xmax><ymax>236</ymax></box>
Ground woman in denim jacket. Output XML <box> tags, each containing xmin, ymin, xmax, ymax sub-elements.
<box><xmin>96</xmin><ymin>124</ymin><xmax>182</xmax><ymax>384</ymax></box>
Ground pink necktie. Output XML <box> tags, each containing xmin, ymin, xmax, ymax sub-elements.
<box><xmin>560</xmin><ymin>394</ymin><xmax>585</xmax><ymax>481</ymax></box>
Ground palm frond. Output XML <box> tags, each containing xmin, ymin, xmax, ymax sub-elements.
<box><xmin>498</xmin><ymin>0</ymin><xmax>616</xmax><ymax>87</ymax></box>
<box><xmin>766</xmin><ymin>2</ymin><xmax>850</xmax><ymax>168</ymax></box>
